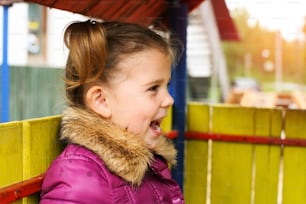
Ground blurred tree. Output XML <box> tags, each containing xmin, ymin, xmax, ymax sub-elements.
<box><xmin>222</xmin><ymin>7</ymin><xmax>306</xmax><ymax>84</ymax></box>
<box><xmin>303</xmin><ymin>17</ymin><xmax>306</xmax><ymax>81</ymax></box>
<box><xmin>303</xmin><ymin>17</ymin><xmax>306</xmax><ymax>36</ymax></box>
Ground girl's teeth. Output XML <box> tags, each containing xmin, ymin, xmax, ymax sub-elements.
<box><xmin>153</xmin><ymin>123</ymin><xmax>160</xmax><ymax>131</ymax></box>
<box><xmin>151</xmin><ymin>121</ymin><xmax>162</xmax><ymax>134</ymax></box>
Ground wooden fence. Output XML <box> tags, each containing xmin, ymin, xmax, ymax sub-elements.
<box><xmin>0</xmin><ymin>115</ymin><xmax>63</xmax><ymax>203</ymax></box>
<box><xmin>185</xmin><ymin>102</ymin><xmax>306</xmax><ymax>204</ymax></box>
<box><xmin>1</xmin><ymin>103</ymin><xmax>306</xmax><ymax>203</ymax></box>
<box><xmin>9</xmin><ymin>66</ymin><xmax>65</xmax><ymax>121</ymax></box>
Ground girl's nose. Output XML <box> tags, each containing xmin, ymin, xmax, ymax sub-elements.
<box><xmin>162</xmin><ymin>91</ymin><xmax>174</xmax><ymax>108</ymax></box>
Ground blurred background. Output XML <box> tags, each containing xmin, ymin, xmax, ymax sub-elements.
<box><xmin>0</xmin><ymin>0</ymin><xmax>306</xmax><ymax>121</ymax></box>
<box><xmin>189</xmin><ymin>0</ymin><xmax>306</xmax><ymax>108</ymax></box>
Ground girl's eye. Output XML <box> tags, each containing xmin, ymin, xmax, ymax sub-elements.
<box><xmin>148</xmin><ymin>85</ymin><xmax>159</xmax><ymax>92</ymax></box>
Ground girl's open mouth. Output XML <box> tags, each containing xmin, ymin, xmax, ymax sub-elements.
<box><xmin>150</xmin><ymin>120</ymin><xmax>162</xmax><ymax>135</ymax></box>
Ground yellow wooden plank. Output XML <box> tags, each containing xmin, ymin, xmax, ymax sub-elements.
<box><xmin>161</xmin><ymin>106</ymin><xmax>172</xmax><ymax>133</ymax></box>
<box><xmin>253</xmin><ymin>108</ymin><xmax>282</xmax><ymax>204</ymax></box>
<box><xmin>22</xmin><ymin>120</ymin><xmax>31</xmax><ymax>180</ymax></box>
<box><xmin>185</xmin><ymin>140</ymin><xmax>208</xmax><ymax>204</ymax></box>
<box><xmin>184</xmin><ymin>102</ymin><xmax>209</xmax><ymax>204</ymax></box>
<box><xmin>22</xmin><ymin>115</ymin><xmax>63</xmax><ymax>179</ymax></box>
<box><xmin>210</xmin><ymin>105</ymin><xmax>254</xmax><ymax>204</ymax></box>
<box><xmin>0</xmin><ymin>122</ymin><xmax>23</xmax><ymax>204</ymax></box>
<box><xmin>282</xmin><ymin>109</ymin><xmax>306</xmax><ymax>204</ymax></box>
<box><xmin>0</xmin><ymin>121</ymin><xmax>23</xmax><ymax>188</ymax></box>
<box><xmin>22</xmin><ymin>115</ymin><xmax>63</xmax><ymax>204</ymax></box>
<box><xmin>187</xmin><ymin>102</ymin><xmax>210</xmax><ymax>132</ymax></box>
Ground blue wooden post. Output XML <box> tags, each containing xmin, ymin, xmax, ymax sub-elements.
<box><xmin>168</xmin><ymin>2</ymin><xmax>188</xmax><ymax>190</ymax></box>
<box><xmin>1</xmin><ymin>5</ymin><xmax>9</xmax><ymax>122</ymax></box>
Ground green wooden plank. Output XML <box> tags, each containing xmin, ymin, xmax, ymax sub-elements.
<box><xmin>184</xmin><ymin>103</ymin><xmax>210</xmax><ymax>204</ymax></box>
<box><xmin>22</xmin><ymin>67</ymin><xmax>36</xmax><ymax>120</ymax></box>
<box><xmin>10</xmin><ymin>66</ymin><xmax>65</xmax><ymax>121</ymax></box>
<box><xmin>10</xmin><ymin>66</ymin><xmax>26</xmax><ymax>121</ymax></box>
<box><xmin>46</xmin><ymin>68</ymin><xmax>66</xmax><ymax>115</ymax></box>
<box><xmin>282</xmin><ymin>109</ymin><xmax>306</xmax><ymax>204</ymax></box>
<box><xmin>210</xmin><ymin>105</ymin><xmax>254</xmax><ymax>204</ymax></box>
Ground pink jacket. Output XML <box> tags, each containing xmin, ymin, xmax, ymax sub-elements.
<box><xmin>40</xmin><ymin>107</ymin><xmax>184</xmax><ymax>204</ymax></box>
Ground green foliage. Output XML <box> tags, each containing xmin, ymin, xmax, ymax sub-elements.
<box><xmin>222</xmin><ymin>8</ymin><xmax>306</xmax><ymax>85</ymax></box>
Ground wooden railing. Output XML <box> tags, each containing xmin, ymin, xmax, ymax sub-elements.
<box><xmin>2</xmin><ymin>103</ymin><xmax>306</xmax><ymax>203</ymax></box>
<box><xmin>184</xmin><ymin>102</ymin><xmax>306</xmax><ymax>204</ymax></box>
<box><xmin>0</xmin><ymin>116</ymin><xmax>63</xmax><ymax>203</ymax></box>
<box><xmin>0</xmin><ymin>174</ymin><xmax>45</xmax><ymax>203</ymax></box>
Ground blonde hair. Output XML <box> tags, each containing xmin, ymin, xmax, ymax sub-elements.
<box><xmin>64</xmin><ymin>20</ymin><xmax>180</xmax><ymax>107</ymax></box>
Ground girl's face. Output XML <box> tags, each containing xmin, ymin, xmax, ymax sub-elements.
<box><xmin>104</xmin><ymin>49</ymin><xmax>174</xmax><ymax>149</ymax></box>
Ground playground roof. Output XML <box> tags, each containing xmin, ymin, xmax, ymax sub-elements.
<box><xmin>15</xmin><ymin>0</ymin><xmax>239</xmax><ymax>41</ymax></box>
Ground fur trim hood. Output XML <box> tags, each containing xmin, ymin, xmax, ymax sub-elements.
<box><xmin>60</xmin><ymin>107</ymin><xmax>177</xmax><ymax>186</ymax></box>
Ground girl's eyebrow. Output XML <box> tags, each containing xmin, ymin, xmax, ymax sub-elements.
<box><xmin>144</xmin><ymin>78</ymin><xmax>171</xmax><ymax>86</ymax></box>
<box><xmin>144</xmin><ymin>79</ymin><xmax>164</xmax><ymax>86</ymax></box>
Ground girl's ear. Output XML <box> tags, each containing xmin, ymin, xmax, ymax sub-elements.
<box><xmin>85</xmin><ymin>85</ymin><xmax>111</xmax><ymax>118</ymax></box>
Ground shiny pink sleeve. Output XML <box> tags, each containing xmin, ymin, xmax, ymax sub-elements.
<box><xmin>40</xmin><ymin>155</ymin><xmax>112</xmax><ymax>204</ymax></box>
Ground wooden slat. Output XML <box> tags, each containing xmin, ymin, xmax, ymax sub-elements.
<box><xmin>22</xmin><ymin>115</ymin><xmax>63</xmax><ymax>203</ymax></box>
<box><xmin>282</xmin><ymin>109</ymin><xmax>306</xmax><ymax>204</ymax></box>
<box><xmin>0</xmin><ymin>122</ymin><xmax>23</xmax><ymax>204</ymax></box>
<box><xmin>252</xmin><ymin>108</ymin><xmax>282</xmax><ymax>204</ymax></box>
<box><xmin>0</xmin><ymin>116</ymin><xmax>63</xmax><ymax>204</ymax></box>
<box><xmin>184</xmin><ymin>103</ymin><xmax>210</xmax><ymax>204</ymax></box>
<box><xmin>162</xmin><ymin>107</ymin><xmax>177</xmax><ymax>139</ymax></box>
<box><xmin>10</xmin><ymin>66</ymin><xmax>65</xmax><ymax>121</ymax></box>
<box><xmin>210</xmin><ymin>105</ymin><xmax>254</xmax><ymax>204</ymax></box>
<box><xmin>161</xmin><ymin>106</ymin><xmax>172</xmax><ymax>134</ymax></box>
<box><xmin>23</xmin><ymin>115</ymin><xmax>63</xmax><ymax>179</ymax></box>
<box><xmin>0</xmin><ymin>122</ymin><xmax>23</xmax><ymax>188</ymax></box>
<box><xmin>209</xmin><ymin>106</ymin><xmax>281</xmax><ymax>204</ymax></box>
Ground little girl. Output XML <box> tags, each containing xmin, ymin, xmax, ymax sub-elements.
<box><xmin>40</xmin><ymin>20</ymin><xmax>184</xmax><ymax>203</ymax></box>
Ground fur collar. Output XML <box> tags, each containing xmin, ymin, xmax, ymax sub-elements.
<box><xmin>60</xmin><ymin>107</ymin><xmax>177</xmax><ymax>186</ymax></box>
